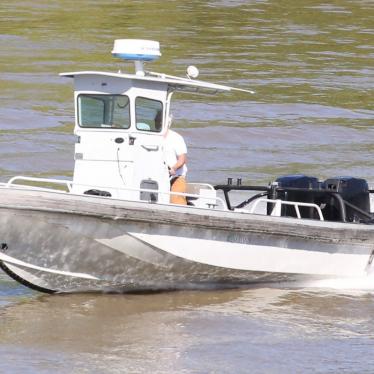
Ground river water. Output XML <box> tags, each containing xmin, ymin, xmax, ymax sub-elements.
<box><xmin>0</xmin><ymin>0</ymin><xmax>374</xmax><ymax>373</ymax></box>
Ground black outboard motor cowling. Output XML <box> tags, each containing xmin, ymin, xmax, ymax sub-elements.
<box><xmin>269</xmin><ymin>174</ymin><xmax>371</xmax><ymax>222</ymax></box>
<box><xmin>323</xmin><ymin>177</ymin><xmax>370</xmax><ymax>222</ymax></box>
<box><xmin>274</xmin><ymin>174</ymin><xmax>320</xmax><ymax>218</ymax></box>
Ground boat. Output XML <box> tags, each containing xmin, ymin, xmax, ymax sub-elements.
<box><xmin>1</xmin><ymin>39</ymin><xmax>374</xmax><ymax>294</ymax></box>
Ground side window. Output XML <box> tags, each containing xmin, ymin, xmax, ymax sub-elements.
<box><xmin>135</xmin><ymin>97</ymin><xmax>163</xmax><ymax>132</ymax></box>
<box><xmin>78</xmin><ymin>94</ymin><xmax>130</xmax><ymax>129</ymax></box>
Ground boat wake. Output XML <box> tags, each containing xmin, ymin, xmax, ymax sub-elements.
<box><xmin>293</xmin><ymin>276</ymin><xmax>374</xmax><ymax>291</ymax></box>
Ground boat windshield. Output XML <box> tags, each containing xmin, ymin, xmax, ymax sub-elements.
<box><xmin>135</xmin><ymin>97</ymin><xmax>163</xmax><ymax>132</ymax></box>
<box><xmin>78</xmin><ymin>94</ymin><xmax>130</xmax><ymax>129</ymax></box>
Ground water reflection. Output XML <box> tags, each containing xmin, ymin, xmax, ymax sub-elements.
<box><xmin>0</xmin><ymin>290</ymin><xmax>241</xmax><ymax>373</ymax></box>
<box><xmin>0</xmin><ymin>291</ymin><xmax>240</xmax><ymax>351</ymax></box>
<box><xmin>201</xmin><ymin>287</ymin><xmax>374</xmax><ymax>338</ymax></box>
<box><xmin>2</xmin><ymin>288</ymin><xmax>374</xmax><ymax>373</ymax></box>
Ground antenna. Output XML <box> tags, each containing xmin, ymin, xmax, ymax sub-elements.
<box><xmin>111</xmin><ymin>39</ymin><xmax>161</xmax><ymax>76</ymax></box>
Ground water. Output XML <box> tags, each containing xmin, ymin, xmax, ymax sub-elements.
<box><xmin>2</xmin><ymin>286</ymin><xmax>374</xmax><ymax>373</ymax></box>
<box><xmin>0</xmin><ymin>0</ymin><xmax>374</xmax><ymax>372</ymax></box>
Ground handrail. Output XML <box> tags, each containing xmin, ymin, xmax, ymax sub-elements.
<box><xmin>6</xmin><ymin>176</ymin><xmax>73</xmax><ymax>192</ymax></box>
<box><xmin>3</xmin><ymin>176</ymin><xmax>227</xmax><ymax>210</ymax></box>
<box><xmin>248</xmin><ymin>198</ymin><xmax>324</xmax><ymax>221</ymax></box>
<box><xmin>188</xmin><ymin>182</ymin><xmax>215</xmax><ymax>190</ymax></box>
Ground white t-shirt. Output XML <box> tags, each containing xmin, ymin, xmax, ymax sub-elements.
<box><xmin>163</xmin><ymin>129</ymin><xmax>188</xmax><ymax>177</ymax></box>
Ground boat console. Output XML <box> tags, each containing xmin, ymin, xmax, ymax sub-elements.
<box><xmin>58</xmin><ymin>39</ymin><xmax>253</xmax><ymax>207</ymax></box>
<box><xmin>62</xmin><ymin>40</ymin><xmax>170</xmax><ymax>203</ymax></box>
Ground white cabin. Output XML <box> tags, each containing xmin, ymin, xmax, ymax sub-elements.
<box><xmin>60</xmin><ymin>39</ymin><xmax>253</xmax><ymax>206</ymax></box>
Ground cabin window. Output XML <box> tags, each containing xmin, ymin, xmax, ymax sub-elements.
<box><xmin>135</xmin><ymin>97</ymin><xmax>163</xmax><ymax>132</ymax></box>
<box><xmin>78</xmin><ymin>94</ymin><xmax>130</xmax><ymax>129</ymax></box>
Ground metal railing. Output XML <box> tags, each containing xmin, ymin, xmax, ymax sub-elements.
<box><xmin>247</xmin><ymin>198</ymin><xmax>324</xmax><ymax>221</ymax></box>
<box><xmin>1</xmin><ymin>176</ymin><xmax>327</xmax><ymax>219</ymax></box>
<box><xmin>6</xmin><ymin>176</ymin><xmax>73</xmax><ymax>192</ymax></box>
<box><xmin>3</xmin><ymin>176</ymin><xmax>227</xmax><ymax>210</ymax></box>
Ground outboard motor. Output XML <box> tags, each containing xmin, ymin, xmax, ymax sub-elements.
<box><xmin>323</xmin><ymin>177</ymin><xmax>370</xmax><ymax>222</ymax></box>
<box><xmin>273</xmin><ymin>174</ymin><xmax>320</xmax><ymax>218</ymax></box>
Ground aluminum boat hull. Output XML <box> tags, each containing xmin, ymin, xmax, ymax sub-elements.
<box><xmin>1</xmin><ymin>187</ymin><xmax>374</xmax><ymax>293</ymax></box>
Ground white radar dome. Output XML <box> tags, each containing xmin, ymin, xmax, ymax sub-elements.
<box><xmin>111</xmin><ymin>39</ymin><xmax>161</xmax><ymax>62</ymax></box>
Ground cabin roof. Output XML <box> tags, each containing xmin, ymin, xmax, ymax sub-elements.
<box><xmin>60</xmin><ymin>71</ymin><xmax>254</xmax><ymax>94</ymax></box>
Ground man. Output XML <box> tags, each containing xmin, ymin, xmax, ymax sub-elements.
<box><xmin>163</xmin><ymin>115</ymin><xmax>188</xmax><ymax>205</ymax></box>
